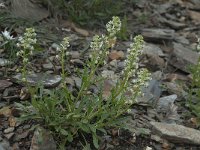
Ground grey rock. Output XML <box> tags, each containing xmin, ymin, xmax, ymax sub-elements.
<box><xmin>11</xmin><ymin>0</ymin><xmax>49</xmax><ymax>22</ymax></box>
<box><xmin>175</xmin><ymin>36</ymin><xmax>189</xmax><ymax>45</ymax></box>
<box><xmin>170</xmin><ymin>43</ymin><xmax>200</xmax><ymax>73</ymax></box>
<box><xmin>138</xmin><ymin>79</ymin><xmax>162</xmax><ymax>105</ymax></box>
<box><xmin>141</xmin><ymin>28</ymin><xmax>175</xmax><ymax>42</ymax></box>
<box><xmin>4</xmin><ymin>133</ymin><xmax>14</xmax><ymax>140</ymax></box>
<box><xmin>151</xmin><ymin>71</ymin><xmax>163</xmax><ymax>80</ymax></box>
<box><xmin>109</xmin><ymin>60</ymin><xmax>118</xmax><ymax>68</ymax></box>
<box><xmin>157</xmin><ymin>94</ymin><xmax>177</xmax><ymax>112</ymax></box>
<box><xmin>0</xmin><ymin>58</ymin><xmax>13</xmax><ymax>67</ymax></box>
<box><xmin>4</xmin><ymin>127</ymin><xmax>14</xmax><ymax>134</ymax></box>
<box><xmin>72</xmin><ymin>76</ymin><xmax>82</xmax><ymax>89</ymax></box>
<box><xmin>150</xmin><ymin>121</ymin><xmax>200</xmax><ymax>145</ymax></box>
<box><xmin>13</xmin><ymin>73</ymin><xmax>62</xmax><ymax>88</ymax></box>
<box><xmin>70</xmin><ymin>59</ymin><xmax>84</xmax><ymax>67</ymax></box>
<box><xmin>156</xmin><ymin>3</ymin><xmax>171</xmax><ymax>14</ymax></box>
<box><xmin>42</xmin><ymin>63</ymin><xmax>53</xmax><ymax>70</ymax></box>
<box><xmin>69</xmin><ymin>51</ymin><xmax>80</xmax><ymax>59</ymax></box>
<box><xmin>160</xmin><ymin>18</ymin><xmax>186</xmax><ymax>30</ymax></box>
<box><xmin>0</xmin><ymin>80</ymin><xmax>13</xmax><ymax>91</ymax></box>
<box><xmin>51</xmin><ymin>43</ymin><xmax>60</xmax><ymax>50</ymax></box>
<box><xmin>143</xmin><ymin>43</ymin><xmax>165</xmax><ymax>57</ymax></box>
<box><xmin>30</xmin><ymin>127</ymin><xmax>56</xmax><ymax>150</ymax></box>
<box><xmin>164</xmin><ymin>82</ymin><xmax>187</xmax><ymax>98</ymax></box>
<box><xmin>0</xmin><ymin>140</ymin><xmax>11</xmax><ymax>150</ymax></box>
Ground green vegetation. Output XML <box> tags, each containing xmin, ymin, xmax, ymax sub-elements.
<box><xmin>42</xmin><ymin>0</ymin><xmax>126</xmax><ymax>26</ymax></box>
<box><xmin>189</xmin><ymin>59</ymin><xmax>200</xmax><ymax>126</ymax></box>
<box><xmin>189</xmin><ymin>38</ymin><xmax>200</xmax><ymax>126</ymax></box>
<box><xmin>15</xmin><ymin>17</ymin><xmax>150</xmax><ymax>149</ymax></box>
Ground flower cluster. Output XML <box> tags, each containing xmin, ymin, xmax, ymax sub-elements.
<box><xmin>89</xmin><ymin>16</ymin><xmax>121</xmax><ymax>65</ymax></box>
<box><xmin>131</xmin><ymin>68</ymin><xmax>151</xmax><ymax>97</ymax></box>
<box><xmin>16</xmin><ymin>28</ymin><xmax>37</xmax><ymax>61</ymax></box>
<box><xmin>90</xmin><ymin>35</ymin><xmax>104</xmax><ymax>51</ymax></box>
<box><xmin>123</xmin><ymin>35</ymin><xmax>144</xmax><ymax>79</ymax></box>
<box><xmin>56</xmin><ymin>37</ymin><xmax>70</xmax><ymax>59</ymax></box>
<box><xmin>55</xmin><ymin>37</ymin><xmax>70</xmax><ymax>80</ymax></box>
<box><xmin>106</xmin><ymin>16</ymin><xmax>121</xmax><ymax>38</ymax></box>
<box><xmin>120</xmin><ymin>35</ymin><xmax>151</xmax><ymax>102</ymax></box>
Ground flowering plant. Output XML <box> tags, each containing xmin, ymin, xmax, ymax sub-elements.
<box><xmin>16</xmin><ymin>28</ymin><xmax>37</xmax><ymax>81</ymax></box>
<box><xmin>16</xmin><ymin>17</ymin><xmax>150</xmax><ymax>149</ymax></box>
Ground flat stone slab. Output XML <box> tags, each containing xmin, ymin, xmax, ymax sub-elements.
<box><xmin>141</xmin><ymin>28</ymin><xmax>175</xmax><ymax>42</ymax></box>
<box><xmin>13</xmin><ymin>73</ymin><xmax>61</xmax><ymax>88</ymax></box>
<box><xmin>30</xmin><ymin>127</ymin><xmax>56</xmax><ymax>150</ymax></box>
<box><xmin>170</xmin><ymin>43</ymin><xmax>200</xmax><ymax>73</ymax></box>
<box><xmin>0</xmin><ymin>80</ymin><xmax>13</xmax><ymax>90</ymax></box>
<box><xmin>150</xmin><ymin>121</ymin><xmax>200</xmax><ymax>145</ymax></box>
<box><xmin>143</xmin><ymin>43</ymin><xmax>165</xmax><ymax>57</ymax></box>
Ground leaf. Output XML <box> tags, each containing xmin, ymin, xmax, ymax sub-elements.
<box><xmin>60</xmin><ymin>129</ymin><xmax>68</xmax><ymax>136</ymax></box>
<box><xmin>98</xmin><ymin>128</ymin><xmax>107</xmax><ymax>134</ymax></box>
<box><xmin>67</xmin><ymin>132</ymin><xmax>73</xmax><ymax>142</ymax></box>
<box><xmin>89</xmin><ymin>124</ymin><xmax>96</xmax><ymax>133</ymax></box>
<box><xmin>92</xmin><ymin>134</ymin><xmax>99</xmax><ymax>149</ymax></box>
<box><xmin>79</xmin><ymin>123</ymin><xmax>90</xmax><ymax>133</ymax></box>
<box><xmin>83</xmin><ymin>143</ymin><xmax>91</xmax><ymax>150</ymax></box>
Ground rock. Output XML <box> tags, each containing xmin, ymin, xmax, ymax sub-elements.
<box><xmin>163</xmin><ymin>82</ymin><xmax>187</xmax><ymax>98</ymax></box>
<box><xmin>11</xmin><ymin>0</ymin><xmax>49</xmax><ymax>22</ymax></box>
<box><xmin>151</xmin><ymin>71</ymin><xmax>162</xmax><ymax>80</ymax></box>
<box><xmin>30</xmin><ymin>127</ymin><xmax>56</xmax><ymax>150</ymax></box>
<box><xmin>150</xmin><ymin>121</ymin><xmax>200</xmax><ymax>145</ymax></box>
<box><xmin>175</xmin><ymin>36</ymin><xmax>189</xmax><ymax>45</ymax></box>
<box><xmin>109</xmin><ymin>60</ymin><xmax>118</xmax><ymax>68</ymax></box>
<box><xmin>0</xmin><ymin>80</ymin><xmax>13</xmax><ymax>91</ymax></box>
<box><xmin>4</xmin><ymin>127</ymin><xmax>14</xmax><ymax>134</ymax></box>
<box><xmin>143</xmin><ymin>43</ymin><xmax>165</xmax><ymax>57</ymax></box>
<box><xmin>141</xmin><ymin>28</ymin><xmax>175</xmax><ymax>42</ymax></box>
<box><xmin>0</xmin><ymin>58</ymin><xmax>13</xmax><ymax>67</ymax></box>
<box><xmin>42</xmin><ymin>63</ymin><xmax>53</xmax><ymax>70</ymax></box>
<box><xmin>156</xmin><ymin>3</ymin><xmax>171</xmax><ymax>14</ymax></box>
<box><xmin>165</xmin><ymin>20</ymin><xmax>186</xmax><ymax>30</ymax></box>
<box><xmin>0</xmin><ymin>140</ymin><xmax>11</xmax><ymax>150</ymax></box>
<box><xmin>157</xmin><ymin>94</ymin><xmax>177</xmax><ymax>112</ymax></box>
<box><xmin>70</xmin><ymin>59</ymin><xmax>84</xmax><ymax>67</ymax></box>
<box><xmin>4</xmin><ymin>132</ymin><xmax>14</xmax><ymax>139</ymax></box>
<box><xmin>137</xmin><ymin>79</ymin><xmax>162</xmax><ymax>105</ymax></box>
<box><xmin>0</xmin><ymin>144</ymin><xmax>5</xmax><ymax>150</ymax></box>
<box><xmin>109</xmin><ymin>50</ymin><xmax>125</xmax><ymax>60</ymax></box>
<box><xmin>51</xmin><ymin>43</ymin><xmax>59</xmax><ymax>50</ymax></box>
<box><xmin>12</xmin><ymin>73</ymin><xmax>62</xmax><ymax>88</ymax></box>
<box><xmin>14</xmin><ymin>130</ymin><xmax>29</xmax><ymax>141</ymax></box>
<box><xmin>0</xmin><ymin>107</ymin><xmax>11</xmax><ymax>117</ymax></box>
<box><xmin>159</xmin><ymin>17</ymin><xmax>186</xmax><ymax>30</ymax></box>
<box><xmin>145</xmin><ymin>54</ymin><xmax>165</xmax><ymax>70</ymax></box>
<box><xmin>170</xmin><ymin>43</ymin><xmax>200</xmax><ymax>73</ymax></box>
<box><xmin>188</xmin><ymin>10</ymin><xmax>200</xmax><ymax>23</ymax></box>
<box><xmin>72</xmin><ymin>76</ymin><xmax>82</xmax><ymax>89</ymax></box>
<box><xmin>69</xmin><ymin>51</ymin><xmax>80</xmax><ymax>59</ymax></box>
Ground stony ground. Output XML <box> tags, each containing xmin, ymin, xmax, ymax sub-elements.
<box><xmin>0</xmin><ymin>0</ymin><xmax>200</xmax><ymax>150</ymax></box>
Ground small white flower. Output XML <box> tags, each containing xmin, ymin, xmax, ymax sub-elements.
<box><xmin>66</xmin><ymin>52</ymin><xmax>69</xmax><ymax>56</ymax></box>
<box><xmin>0</xmin><ymin>3</ymin><xmax>6</xmax><ymax>8</ymax></box>
<box><xmin>55</xmin><ymin>55</ymin><xmax>59</xmax><ymax>59</ymax></box>
<box><xmin>2</xmin><ymin>30</ymin><xmax>15</xmax><ymax>40</ymax></box>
